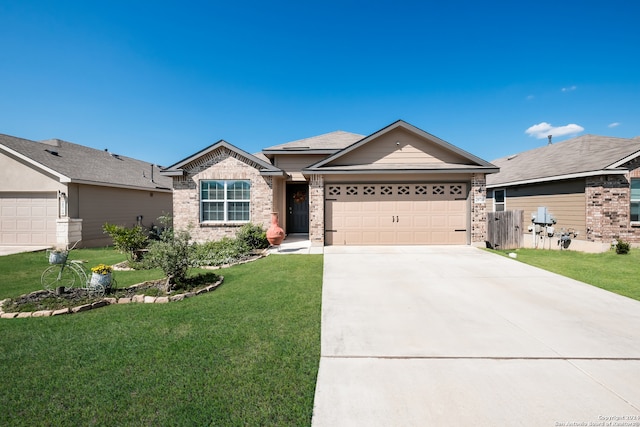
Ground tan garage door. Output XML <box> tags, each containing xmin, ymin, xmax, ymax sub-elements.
<box><xmin>0</xmin><ymin>192</ymin><xmax>57</xmax><ymax>245</ymax></box>
<box><xmin>325</xmin><ymin>183</ymin><xmax>468</xmax><ymax>245</ymax></box>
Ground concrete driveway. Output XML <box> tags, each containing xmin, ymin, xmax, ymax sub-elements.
<box><xmin>312</xmin><ymin>246</ymin><xmax>640</xmax><ymax>426</ymax></box>
<box><xmin>0</xmin><ymin>246</ymin><xmax>49</xmax><ymax>256</ymax></box>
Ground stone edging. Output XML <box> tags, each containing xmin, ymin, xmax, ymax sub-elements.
<box><xmin>0</xmin><ymin>277</ymin><xmax>224</xmax><ymax>319</ymax></box>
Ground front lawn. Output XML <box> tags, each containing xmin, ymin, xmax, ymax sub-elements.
<box><xmin>494</xmin><ymin>248</ymin><xmax>640</xmax><ymax>301</ymax></box>
<box><xmin>0</xmin><ymin>253</ymin><xmax>323</xmax><ymax>426</ymax></box>
<box><xmin>0</xmin><ymin>247</ymin><xmax>167</xmax><ymax>300</ymax></box>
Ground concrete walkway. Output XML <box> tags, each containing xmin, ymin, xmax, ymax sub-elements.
<box><xmin>268</xmin><ymin>234</ymin><xmax>323</xmax><ymax>255</ymax></box>
<box><xmin>312</xmin><ymin>246</ymin><xmax>640</xmax><ymax>426</ymax></box>
<box><xmin>0</xmin><ymin>246</ymin><xmax>50</xmax><ymax>256</ymax></box>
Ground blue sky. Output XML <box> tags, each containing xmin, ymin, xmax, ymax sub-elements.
<box><xmin>1</xmin><ymin>0</ymin><xmax>638</xmax><ymax>167</ymax></box>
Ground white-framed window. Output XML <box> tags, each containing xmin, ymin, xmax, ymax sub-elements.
<box><xmin>200</xmin><ymin>180</ymin><xmax>251</xmax><ymax>222</ymax></box>
<box><xmin>631</xmin><ymin>179</ymin><xmax>640</xmax><ymax>222</ymax></box>
<box><xmin>493</xmin><ymin>189</ymin><xmax>506</xmax><ymax>212</ymax></box>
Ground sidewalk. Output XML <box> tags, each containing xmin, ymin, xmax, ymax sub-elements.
<box><xmin>267</xmin><ymin>234</ymin><xmax>323</xmax><ymax>255</ymax></box>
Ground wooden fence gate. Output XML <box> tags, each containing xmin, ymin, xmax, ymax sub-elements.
<box><xmin>487</xmin><ymin>210</ymin><xmax>523</xmax><ymax>250</ymax></box>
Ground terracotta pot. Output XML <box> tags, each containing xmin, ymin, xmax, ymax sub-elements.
<box><xmin>266</xmin><ymin>212</ymin><xmax>285</xmax><ymax>246</ymax></box>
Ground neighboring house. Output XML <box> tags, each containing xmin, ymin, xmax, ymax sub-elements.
<box><xmin>486</xmin><ymin>134</ymin><xmax>640</xmax><ymax>251</ymax></box>
<box><xmin>161</xmin><ymin>120</ymin><xmax>498</xmax><ymax>246</ymax></box>
<box><xmin>0</xmin><ymin>134</ymin><xmax>173</xmax><ymax>248</ymax></box>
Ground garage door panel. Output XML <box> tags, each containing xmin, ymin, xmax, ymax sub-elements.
<box><xmin>430</xmin><ymin>231</ymin><xmax>449</xmax><ymax>244</ymax></box>
<box><xmin>345</xmin><ymin>216</ymin><xmax>363</xmax><ymax>227</ymax></box>
<box><xmin>361</xmin><ymin>216</ymin><xmax>379</xmax><ymax>227</ymax></box>
<box><xmin>16</xmin><ymin>207</ymin><xmax>30</xmax><ymax>217</ymax></box>
<box><xmin>30</xmin><ymin>220</ymin><xmax>47</xmax><ymax>231</ymax></box>
<box><xmin>376</xmin><ymin>231</ymin><xmax>396</xmax><ymax>244</ymax></box>
<box><xmin>378</xmin><ymin>203</ymin><xmax>395</xmax><ymax>213</ymax></box>
<box><xmin>0</xmin><ymin>192</ymin><xmax>57</xmax><ymax>245</ymax></box>
<box><xmin>325</xmin><ymin>183</ymin><xmax>468</xmax><ymax>245</ymax></box>
<box><xmin>413</xmin><ymin>216</ymin><xmax>429</xmax><ymax>227</ymax></box>
<box><xmin>2</xmin><ymin>206</ymin><xmax>16</xmax><ymax>216</ymax></box>
<box><xmin>2</xmin><ymin>219</ymin><xmax>17</xmax><ymax>230</ymax></box>
<box><xmin>448</xmin><ymin>216</ymin><xmax>466</xmax><ymax>228</ymax></box>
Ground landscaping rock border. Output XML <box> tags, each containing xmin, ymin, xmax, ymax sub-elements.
<box><xmin>0</xmin><ymin>276</ymin><xmax>223</xmax><ymax>319</ymax></box>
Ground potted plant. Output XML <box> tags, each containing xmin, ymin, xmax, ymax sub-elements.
<box><xmin>90</xmin><ymin>264</ymin><xmax>113</xmax><ymax>289</ymax></box>
<box><xmin>48</xmin><ymin>249</ymin><xmax>68</xmax><ymax>265</ymax></box>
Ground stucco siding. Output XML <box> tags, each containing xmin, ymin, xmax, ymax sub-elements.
<box><xmin>0</xmin><ymin>152</ymin><xmax>65</xmax><ymax>192</ymax></box>
<box><xmin>78</xmin><ymin>184</ymin><xmax>172</xmax><ymax>247</ymax></box>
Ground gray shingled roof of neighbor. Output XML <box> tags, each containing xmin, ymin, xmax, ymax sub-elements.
<box><xmin>0</xmin><ymin>133</ymin><xmax>172</xmax><ymax>191</ymax></box>
<box><xmin>262</xmin><ymin>130</ymin><xmax>365</xmax><ymax>152</ymax></box>
<box><xmin>487</xmin><ymin>134</ymin><xmax>640</xmax><ymax>187</ymax></box>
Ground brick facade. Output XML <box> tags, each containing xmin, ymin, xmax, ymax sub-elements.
<box><xmin>171</xmin><ymin>148</ymin><xmax>273</xmax><ymax>243</ymax></box>
<box><xmin>471</xmin><ymin>173</ymin><xmax>488</xmax><ymax>244</ymax></box>
<box><xmin>585</xmin><ymin>168</ymin><xmax>640</xmax><ymax>244</ymax></box>
<box><xmin>308</xmin><ymin>174</ymin><xmax>324</xmax><ymax>246</ymax></box>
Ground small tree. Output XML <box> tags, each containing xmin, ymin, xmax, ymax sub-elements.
<box><xmin>146</xmin><ymin>228</ymin><xmax>195</xmax><ymax>292</ymax></box>
<box><xmin>103</xmin><ymin>223</ymin><xmax>149</xmax><ymax>263</ymax></box>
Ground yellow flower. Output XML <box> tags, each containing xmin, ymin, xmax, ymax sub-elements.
<box><xmin>91</xmin><ymin>264</ymin><xmax>113</xmax><ymax>275</ymax></box>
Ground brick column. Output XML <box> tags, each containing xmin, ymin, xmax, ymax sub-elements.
<box><xmin>471</xmin><ymin>173</ymin><xmax>487</xmax><ymax>245</ymax></box>
<box><xmin>308</xmin><ymin>174</ymin><xmax>325</xmax><ymax>246</ymax></box>
<box><xmin>586</xmin><ymin>174</ymin><xmax>637</xmax><ymax>243</ymax></box>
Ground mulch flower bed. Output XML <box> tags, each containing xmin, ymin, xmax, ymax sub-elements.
<box><xmin>0</xmin><ymin>275</ymin><xmax>223</xmax><ymax>318</ymax></box>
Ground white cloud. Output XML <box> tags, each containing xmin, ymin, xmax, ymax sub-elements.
<box><xmin>526</xmin><ymin>94</ymin><xmax>535</xmax><ymax>100</ymax></box>
<box><xmin>525</xmin><ymin>122</ymin><xmax>585</xmax><ymax>139</ymax></box>
<box><xmin>608</xmin><ymin>122</ymin><xmax>621</xmax><ymax>128</ymax></box>
<box><xmin>561</xmin><ymin>85</ymin><xmax>577</xmax><ymax>92</ymax></box>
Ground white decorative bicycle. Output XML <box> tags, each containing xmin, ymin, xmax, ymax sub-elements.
<box><xmin>41</xmin><ymin>242</ymin><xmax>113</xmax><ymax>297</ymax></box>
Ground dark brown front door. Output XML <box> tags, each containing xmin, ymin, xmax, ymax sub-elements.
<box><xmin>286</xmin><ymin>184</ymin><xmax>309</xmax><ymax>233</ymax></box>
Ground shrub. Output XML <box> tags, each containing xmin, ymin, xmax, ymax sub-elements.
<box><xmin>616</xmin><ymin>240</ymin><xmax>631</xmax><ymax>254</ymax></box>
<box><xmin>145</xmin><ymin>228</ymin><xmax>195</xmax><ymax>290</ymax></box>
<box><xmin>103</xmin><ymin>223</ymin><xmax>149</xmax><ymax>263</ymax></box>
<box><xmin>194</xmin><ymin>237</ymin><xmax>248</xmax><ymax>267</ymax></box>
<box><xmin>236</xmin><ymin>223</ymin><xmax>269</xmax><ymax>250</ymax></box>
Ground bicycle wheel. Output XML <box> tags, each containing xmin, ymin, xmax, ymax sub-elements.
<box><xmin>41</xmin><ymin>265</ymin><xmax>77</xmax><ymax>291</ymax></box>
<box><xmin>68</xmin><ymin>261</ymin><xmax>89</xmax><ymax>284</ymax></box>
<box><xmin>89</xmin><ymin>283</ymin><xmax>105</xmax><ymax>298</ymax></box>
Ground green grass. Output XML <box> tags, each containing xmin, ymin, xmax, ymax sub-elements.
<box><xmin>0</xmin><ymin>253</ymin><xmax>323</xmax><ymax>426</ymax></box>
<box><xmin>0</xmin><ymin>247</ymin><xmax>170</xmax><ymax>299</ymax></box>
<box><xmin>494</xmin><ymin>248</ymin><xmax>640</xmax><ymax>301</ymax></box>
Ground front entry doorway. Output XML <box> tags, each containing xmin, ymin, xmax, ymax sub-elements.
<box><xmin>286</xmin><ymin>183</ymin><xmax>309</xmax><ymax>233</ymax></box>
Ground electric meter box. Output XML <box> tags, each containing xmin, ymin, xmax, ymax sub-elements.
<box><xmin>532</xmin><ymin>206</ymin><xmax>555</xmax><ymax>225</ymax></box>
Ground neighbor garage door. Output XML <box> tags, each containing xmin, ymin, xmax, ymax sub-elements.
<box><xmin>325</xmin><ymin>183</ymin><xmax>468</xmax><ymax>245</ymax></box>
<box><xmin>0</xmin><ymin>192</ymin><xmax>57</xmax><ymax>245</ymax></box>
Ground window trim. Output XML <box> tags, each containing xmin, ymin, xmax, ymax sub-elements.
<box><xmin>631</xmin><ymin>178</ymin><xmax>640</xmax><ymax>224</ymax></box>
<box><xmin>493</xmin><ymin>188</ymin><xmax>506</xmax><ymax>212</ymax></box>
<box><xmin>200</xmin><ymin>180</ymin><xmax>251</xmax><ymax>223</ymax></box>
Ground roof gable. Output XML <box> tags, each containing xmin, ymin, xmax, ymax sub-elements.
<box><xmin>0</xmin><ymin>134</ymin><xmax>172</xmax><ymax>191</ymax></box>
<box><xmin>487</xmin><ymin>134</ymin><xmax>640</xmax><ymax>187</ymax></box>
<box><xmin>304</xmin><ymin>120</ymin><xmax>497</xmax><ymax>174</ymax></box>
<box><xmin>161</xmin><ymin>140</ymin><xmax>284</xmax><ymax>177</ymax></box>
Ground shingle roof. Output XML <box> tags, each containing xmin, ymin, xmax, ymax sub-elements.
<box><xmin>262</xmin><ymin>130</ymin><xmax>365</xmax><ymax>151</ymax></box>
<box><xmin>0</xmin><ymin>134</ymin><xmax>172</xmax><ymax>190</ymax></box>
<box><xmin>487</xmin><ymin>134</ymin><xmax>640</xmax><ymax>187</ymax></box>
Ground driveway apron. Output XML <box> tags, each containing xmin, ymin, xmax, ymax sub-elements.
<box><xmin>311</xmin><ymin>246</ymin><xmax>640</xmax><ymax>426</ymax></box>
